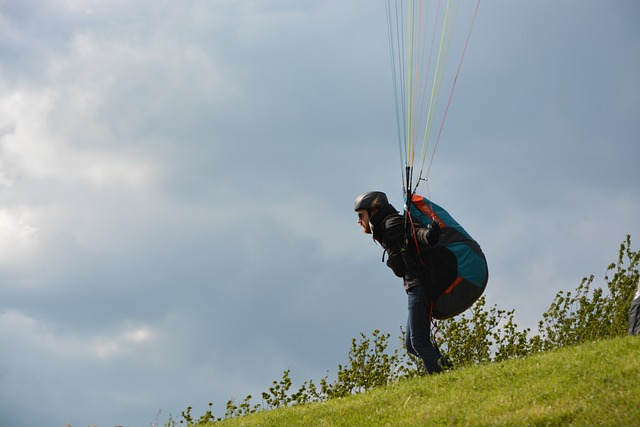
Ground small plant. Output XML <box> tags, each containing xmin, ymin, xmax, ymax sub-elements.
<box><xmin>261</xmin><ymin>369</ymin><xmax>293</xmax><ymax>408</ymax></box>
<box><xmin>321</xmin><ymin>330</ymin><xmax>405</xmax><ymax>398</ymax></box>
<box><xmin>225</xmin><ymin>395</ymin><xmax>260</xmax><ymax>418</ymax></box>
<box><xmin>177</xmin><ymin>403</ymin><xmax>220</xmax><ymax>426</ymax></box>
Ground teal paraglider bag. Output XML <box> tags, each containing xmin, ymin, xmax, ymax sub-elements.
<box><xmin>407</xmin><ymin>194</ymin><xmax>488</xmax><ymax>319</ymax></box>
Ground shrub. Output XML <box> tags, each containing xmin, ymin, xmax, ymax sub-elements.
<box><xmin>535</xmin><ymin>235</ymin><xmax>639</xmax><ymax>351</ymax></box>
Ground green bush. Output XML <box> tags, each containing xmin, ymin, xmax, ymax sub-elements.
<box><xmin>535</xmin><ymin>234</ymin><xmax>639</xmax><ymax>351</ymax></box>
<box><xmin>436</xmin><ymin>296</ymin><xmax>533</xmax><ymax>367</ymax></box>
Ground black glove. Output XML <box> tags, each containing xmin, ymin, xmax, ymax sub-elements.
<box><xmin>386</xmin><ymin>252</ymin><xmax>406</xmax><ymax>278</ymax></box>
<box><xmin>417</xmin><ymin>221</ymin><xmax>441</xmax><ymax>246</ymax></box>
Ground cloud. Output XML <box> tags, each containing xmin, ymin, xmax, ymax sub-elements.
<box><xmin>0</xmin><ymin>88</ymin><xmax>157</xmax><ymax>188</ymax></box>
<box><xmin>0</xmin><ymin>207</ymin><xmax>39</xmax><ymax>266</ymax></box>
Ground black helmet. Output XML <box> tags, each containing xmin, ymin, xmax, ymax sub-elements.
<box><xmin>354</xmin><ymin>191</ymin><xmax>389</xmax><ymax>211</ymax></box>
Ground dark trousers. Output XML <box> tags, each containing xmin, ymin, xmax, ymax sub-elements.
<box><xmin>405</xmin><ymin>285</ymin><xmax>443</xmax><ymax>374</ymax></box>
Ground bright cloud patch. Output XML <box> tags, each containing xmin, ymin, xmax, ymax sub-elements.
<box><xmin>0</xmin><ymin>208</ymin><xmax>39</xmax><ymax>266</ymax></box>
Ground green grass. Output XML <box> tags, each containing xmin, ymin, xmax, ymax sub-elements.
<box><xmin>210</xmin><ymin>336</ymin><xmax>640</xmax><ymax>426</ymax></box>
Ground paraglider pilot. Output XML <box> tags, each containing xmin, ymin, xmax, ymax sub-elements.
<box><xmin>629</xmin><ymin>282</ymin><xmax>640</xmax><ymax>335</ymax></box>
<box><xmin>354</xmin><ymin>191</ymin><xmax>449</xmax><ymax>374</ymax></box>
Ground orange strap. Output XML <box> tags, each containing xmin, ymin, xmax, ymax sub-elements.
<box><xmin>443</xmin><ymin>277</ymin><xmax>463</xmax><ymax>295</ymax></box>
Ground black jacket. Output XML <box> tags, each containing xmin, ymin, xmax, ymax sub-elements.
<box><xmin>369</xmin><ymin>204</ymin><xmax>439</xmax><ymax>291</ymax></box>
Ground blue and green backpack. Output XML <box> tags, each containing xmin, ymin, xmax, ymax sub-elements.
<box><xmin>407</xmin><ymin>194</ymin><xmax>488</xmax><ymax>319</ymax></box>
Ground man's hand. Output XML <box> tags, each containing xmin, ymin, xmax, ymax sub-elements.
<box><xmin>427</xmin><ymin>221</ymin><xmax>441</xmax><ymax>245</ymax></box>
<box><xmin>417</xmin><ymin>220</ymin><xmax>441</xmax><ymax>246</ymax></box>
<box><xmin>386</xmin><ymin>252</ymin><xmax>406</xmax><ymax>277</ymax></box>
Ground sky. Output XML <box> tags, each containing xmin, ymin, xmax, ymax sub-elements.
<box><xmin>1</xmin><ymin>0</ymin><xmax>639</xmax><ymax>426</ymax></box>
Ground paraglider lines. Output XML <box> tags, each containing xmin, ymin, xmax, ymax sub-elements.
<box><xmin>385</xmin><ymin>0</ymin><xmax>481</xmax><ymax>196</ymax></box>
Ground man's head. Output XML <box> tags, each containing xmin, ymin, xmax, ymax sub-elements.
<box><xmin>354</xmin><ymin>191</ymin><xmax>388</xmax><ymax>234</ymax></box>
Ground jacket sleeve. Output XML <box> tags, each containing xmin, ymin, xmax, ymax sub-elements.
<box><xmin>383</xmin><ymin>215</ymin><xmax>406</xmax><ymax>253</ymax></box>
<box><xmin>381</xmin><ymin>215</ymin><xmax>406</xmax><ymax>277</ymax></box>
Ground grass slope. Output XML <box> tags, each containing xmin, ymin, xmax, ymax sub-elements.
<box><xmin>213</xmin><ymin>336</ymin><xmax>640</xmax><ymax>427</ymax></box>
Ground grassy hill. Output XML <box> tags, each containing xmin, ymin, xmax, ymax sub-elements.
<box><xmin>211</xmin><ymin>335</ymin><xmax>640</xmax><ymax>427</ymax></box>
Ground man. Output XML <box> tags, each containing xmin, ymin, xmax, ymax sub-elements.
<box><xmin>629</xmin><ymin>282</ymin><xmax>640</xmax><ymax>335</ymax></box>
<box><xmin>354</xmin><ymin>191</ymin><xmax>447</xmax><ymax>374</ymax></box>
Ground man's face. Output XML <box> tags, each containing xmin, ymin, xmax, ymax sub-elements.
<box><xmin>356</xmin><ymin>209</ymin><xmax>371</xmax><ymax>234</ymax></box>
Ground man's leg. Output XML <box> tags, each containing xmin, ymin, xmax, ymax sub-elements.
<box><xmin>407</xmin><ymin>286</ymin><xmax>442</xmax><ymax>374</ymax></box>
